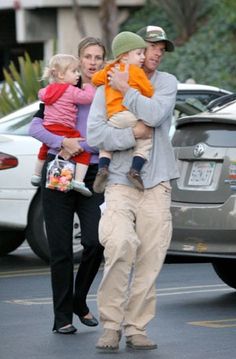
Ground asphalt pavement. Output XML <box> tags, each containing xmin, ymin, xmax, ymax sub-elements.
<box><xmin>0</xmin><ymin>245</ymin><xmax>236</xmax><ymax>359</ymax></box>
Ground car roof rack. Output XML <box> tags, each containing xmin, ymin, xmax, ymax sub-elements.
<box><xmin>207</xmin><ymin>93</ymin><xmax>236</xmax><ymax>111</ymax></box>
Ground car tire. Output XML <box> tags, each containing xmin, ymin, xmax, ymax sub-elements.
<box><xmin>212</xmin><ymin>261</ymin><xmax>236</xmax><ymax>289</ymax></box>
<box><xmin>0</xmin><ymin>230</ymin><xmax>25</xmax><ymax>256</ymax></box>
<box><xmin>26</xmin><ymin>191</ymin><xmax>83</xmax><ymax>263</ymax></box>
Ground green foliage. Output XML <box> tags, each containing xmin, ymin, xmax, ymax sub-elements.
<box><xmin>121</xmin><ymin>0</ymin><xmax>175</xmax><ymax>36</ymax></box>
<box><xmin>121</xmin><ymin>0</ymin><xmax>236</xmax><ymax>92</ymax></box>
<box><xmin>0</xmin><ymin>53</ymin><xmax>45</xmax><ymax>117</ymax></box>
<box><xmin>161</xmin><ymin>0</ymin><xmax>236</xmax><ymax>91</ymax></box>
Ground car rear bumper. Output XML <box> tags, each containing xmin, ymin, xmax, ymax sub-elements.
<box><xmin>169</xmin><ymin>195</ymin><xmax>236</xmax><ymax>258</ymax></box>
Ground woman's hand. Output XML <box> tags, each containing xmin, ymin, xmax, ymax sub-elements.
<box><xmin>133</xmin><ymin>121</ymin><xmax>152</xmax><ymax>139</ymax></box>
<box><xmin>61</xmin><ymin>137</ymin><xmax>84</xmax><ymax>158</ymax></box>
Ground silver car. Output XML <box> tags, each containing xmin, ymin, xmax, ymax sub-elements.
<box><xmin>170</xmin><ymin>95</ymin><xmax>236</xmax><ymax>289</ymax></box>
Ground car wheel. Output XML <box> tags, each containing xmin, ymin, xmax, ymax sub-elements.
<box><xmin>26</xmin><ymin>191</ymin><xmax>83</xmax><ymax>263</ymax></box>
<box><xmin>212</xmin><ymin>261</ymin><xmax>236</xmax><ymax>289</ymax></box>
<box><xmin>0</xmin><ymin>230</ymin><xmax>25</xmax><ymax>256</ymax></box>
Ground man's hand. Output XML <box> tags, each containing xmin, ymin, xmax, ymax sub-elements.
<box><xmin>61</xmin><ymin>137</ymin><xmax>84</xmax><ymax>158</ymax></box>
<box><xmin>133</xmin><ymin>121</ymin><xmax>153</xmax><ymax>139</ymax></box>
<box><xmin>108</xmin><ymin>63</ymin><xmax>130</xmax><ymax>95</ymax></box>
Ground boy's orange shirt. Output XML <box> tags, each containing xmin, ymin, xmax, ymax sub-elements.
<box><xmin>92</xmin><ymin>62</ymin><xmax>154</xmax><ymax>118</ymax></box>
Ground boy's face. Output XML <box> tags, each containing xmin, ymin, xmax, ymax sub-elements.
<box><xmin>124</xmin><ymin>48</ymin><xmax>146</xmax><ymax>67</ymax></box>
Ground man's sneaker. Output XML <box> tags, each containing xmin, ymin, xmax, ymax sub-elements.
<box><xmin>127</xmin><ymin>169</ymin><xmax>144</xmax><ymax>191</ymax></box>
<box><xmin>93</xmin><ymin>167</ymin><xmax>109</xmax><ymax>193</ymax></box>
<box><xmin>126</xmin><ymin>334</ymin><xmax>157</xmax><ymax>350</ymax></box>
<box><xmin>96</xmin><ymin>329</ymin><xmax>122</xmax><ymax>351</ymax></box>
<box><xmin>72</xmin><ymin>180</ymin><xmax>92</xmax><ymax>197</ymax></box>
<box><xmin>31</xmin><ymin>174</ymin><xmax>41</xmax><ymax>187</ymax></box>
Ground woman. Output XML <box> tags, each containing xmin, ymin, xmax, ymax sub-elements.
<box><xmin>29</xmin><ymin>37</ymin><xmax>106</xmax><ymax>334</ymax></box>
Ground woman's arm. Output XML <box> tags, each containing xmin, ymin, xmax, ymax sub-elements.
<box><xmin>29</xmin><ymin>116</ymin><xmax>63</xmax><ymax>150</ymax></box>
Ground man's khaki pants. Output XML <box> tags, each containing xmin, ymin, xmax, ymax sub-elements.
<box><xmin>98</xmin><ymin>182</ymin><xmax>172</xmax><ymax>336</ymax></box>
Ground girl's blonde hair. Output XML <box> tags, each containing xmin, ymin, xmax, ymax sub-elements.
<box><xmin>42</xmin><ymin>54</ymin><xmax>79</xmax><ymax>82</ymax></box>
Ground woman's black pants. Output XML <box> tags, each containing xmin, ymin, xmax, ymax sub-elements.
<box><xmin>41</xmin><ymin>156</ymin><xmax>104</xmax><ymax>330</ymax></box>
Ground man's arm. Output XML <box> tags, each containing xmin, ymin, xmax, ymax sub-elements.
<box><xmin>123</xmin><ymin>75</ymin><xmax>177</xmax><ymax>128</ymax></box>
<box><xmin>87</xmin><ymin>86</ymin><xmax>137</xmax><ymax>152</ymax></box>
<box><xmin>108</xmin><ymin>65</ymin><xmax>177</xmax><ymax>128</ymax></box>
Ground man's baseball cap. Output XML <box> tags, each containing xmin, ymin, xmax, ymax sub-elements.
<box><xmin>137</xmin><ymin>25</ymin><xmax>175</xmax><ymax>52</ymax></box>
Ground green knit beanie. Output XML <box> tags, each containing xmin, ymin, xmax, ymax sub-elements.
<box><xmin>112</xmin><ymin>31</ymin><xmax>147</xmax><ymax>58</ymax></box>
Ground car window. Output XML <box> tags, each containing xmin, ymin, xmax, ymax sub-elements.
<box><xmin>172</xmin><ymin>122</ymin><xmax>236</xmax><ymax>147</ymax></box>
<box><xmin>0</xmin><ymin>111</ymin><xmax>35</xmax><ymax>135</ymax></box>
<box><xmin>177</xmin><ymin>91</ymin><xmax>224</xmax><ymax>106</ymax></box>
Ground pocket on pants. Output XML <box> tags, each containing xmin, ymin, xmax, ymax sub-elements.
<box><xmin>99</xmin><ymin>209</ymin><xmax>115</xmax><ymax>247</ymax></box>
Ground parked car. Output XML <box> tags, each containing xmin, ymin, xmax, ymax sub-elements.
<box><xmin>0</xmin><ymin>101</ymin><xmax>82</xmax><ymax>262</ymax></box>
<box><xmin>170</xmin><ymin>83</ymin><xmax>232</xmax><ymax>138</ymax></box>
<box><xmin>0</xmin><ymin>84</ymin><xmax>231</xmax><ymax>262</ymax></box>
<box><xmin>170</xmin><ymin>96</ymin><xmax>236</xmax><ymax>289</ymax></box>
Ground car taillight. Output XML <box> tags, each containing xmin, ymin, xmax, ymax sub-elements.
<box><xmin>0</xmin><ymin>152</ymin><xmax>18</xmax><ymax>170</ymax></box>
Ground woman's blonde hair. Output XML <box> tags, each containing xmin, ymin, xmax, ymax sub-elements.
<box><xmin>42</xmin><ymin>54</ymin><xmax>79</xmax><ymax>82</ymax></box>
<box><xmin>78</xmin><ymin>37</ymin><xmax>106</xmax><ymax>60</ymax></box>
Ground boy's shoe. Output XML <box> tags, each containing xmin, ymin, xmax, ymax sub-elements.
<box><xmin>31</xmin><ymin>174</ymin><xmax>41</xmax><ymax>187</ymax></box>
<box><xmin>96</xmin><ymin>329</ymin><xmax>122</xmax><ymax>351</ymax></box>
<box><xmin>126</xmin><ymin>334</ymin><xmax>157</xmax><ymax>350</ymax></box>
<box><xmin>127</xmin><ymin>169</ymin><xmax>144</xmax><ymax>191</ymax></box>
<box><xmin>72</xmin><ymin>180</ymin><xmax>92</xmax><ymax>197</ymax></box>
<box><xmin>93</xmin><ymin>167</ymin><xmax>109</xmax><ymax>193</ymax></box>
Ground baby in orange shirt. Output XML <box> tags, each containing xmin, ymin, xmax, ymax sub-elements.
<box><xmin>92</xmin><ymin>31</ymin><xmax>154</xmax><ymax>193</ymax></box>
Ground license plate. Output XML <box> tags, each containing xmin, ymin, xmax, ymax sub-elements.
<box><xmin>188</xmin><ymin>161</ymin><xmax>215</xmax><ymax>186</ymax></box>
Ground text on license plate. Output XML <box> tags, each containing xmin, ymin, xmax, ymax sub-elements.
<box><xmin>188</xmin><ymin>161</ymin><xmax>216</xmax><ymax>186</ymax></box>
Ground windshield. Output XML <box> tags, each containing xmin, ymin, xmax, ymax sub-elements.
<box><xmin>0</xmin><ymin>102</ymin><xmax>39</xmax><ymax>136</ymax></box>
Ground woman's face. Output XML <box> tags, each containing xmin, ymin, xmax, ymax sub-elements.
<box><xmin>79</xmin><ymin>45</ymin><xmax>104</xmax><ymax>83</ymax></box>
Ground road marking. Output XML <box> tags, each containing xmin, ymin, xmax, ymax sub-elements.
<box><xmin>5</xmin><ymin>294</ymin><xmax>97</xmax><ymax>305</ymax></box>
<box><xmin>3</xmin><ymin>284</ymin><xmax>232</xmax><ymax>306</ymax></box>
<box><xmin>0</xmin><ymin>265</ymin><xmax>104</xmax><ymax>278</ymax></box>
<box><xmin>0</xmin><ymin>268</ymin><xmax>51</xmax><ymax>278</ymax></box>
<box><xmin>188</xmin><ymin>318</ymin><xmax>236</xmax><ymax>328</ymax></box>
<box><xmin>0</xmin><ymin>266</ymin><xmax>82</xmax><ymax>278</ymax></box>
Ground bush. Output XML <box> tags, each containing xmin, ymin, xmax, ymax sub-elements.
<box><xmin>0</xmin><ymin>53</ymin><xmax>45</xmax><ymax>117</ymax></box>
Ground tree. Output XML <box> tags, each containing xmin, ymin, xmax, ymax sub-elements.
<box><xmin>156</xmin><ymin>0</ymin><xmax>207</xmax><ymax>44</ymax></box>
<box><xmin>72</xmin><ymin>0</ymin><xmax>86</xmax><ymax>37</ymax></box>
<box><xmin>99</xmin><ymin>0</ymin><xmax>119</xmax><ymax>55</ymax></box>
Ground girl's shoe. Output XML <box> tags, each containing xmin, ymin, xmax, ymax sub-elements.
<box><xmin>31</xmin><ymin>174</ymin><xmax>41</xmax><ymax>187</ymax></box>
<box><xmin>72</xmin><ymin>180</ymin><xmax>92</xmax><ymax>197</ymax></box>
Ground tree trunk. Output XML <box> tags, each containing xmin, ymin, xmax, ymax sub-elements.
<box><xmin>72</xmin><ymin>0</ymin><xmax>86</xmax><ymax>38</ymax></box>
<box><xmin>99</xmin><ymin>0</ymin><xmax>119</xmax><ymax>55</ymax></box>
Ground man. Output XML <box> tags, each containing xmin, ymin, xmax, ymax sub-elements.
<box><xmin>87</xmin><ymin>25</ymin><xmax>179</xmax><ymax>351</ymax></box>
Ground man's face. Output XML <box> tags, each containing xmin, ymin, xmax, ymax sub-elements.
<box><xmin>143</xmin><ymin>41</ymin><xmax>166</xmax><ymax>77</ymax></box>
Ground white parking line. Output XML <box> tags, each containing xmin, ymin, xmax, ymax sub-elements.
<box><xmin>4</xmin><ymin>284</ymin><xmax>232</xmax><ymax>305</ymax></box>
